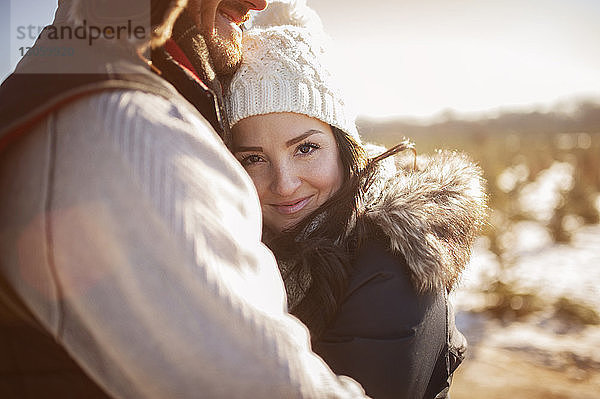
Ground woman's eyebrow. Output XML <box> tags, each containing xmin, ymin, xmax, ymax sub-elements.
<box><xmin>285</xmin><ymin>130</ymin><xmax>323</xmax><ymax>147</ymax></box>
<box><xmin>234</xmin><ymin>130</ymin><xmax>324</xmax><ymax>152</ymax></box>
<box><xmin>234</xmin><ymin>145</ymin><xmax>263</xmax><ymax>152</ymax></box>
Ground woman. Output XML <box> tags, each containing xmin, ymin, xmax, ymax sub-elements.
<box><xmin>225</xmin><ymin>2</ymin><xmax>487</xmax><ymax>398</ymax></box>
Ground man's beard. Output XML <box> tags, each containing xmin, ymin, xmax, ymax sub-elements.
<box><xmin>205</xmin><ymin>30</ymin><xmax>243</xmax><ymax>78</ymax></box>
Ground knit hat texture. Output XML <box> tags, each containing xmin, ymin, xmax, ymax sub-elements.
<box><xmin>226</xmin><ymin>1</ymin><xmax>360</xmax><ymax>141</ymax></box>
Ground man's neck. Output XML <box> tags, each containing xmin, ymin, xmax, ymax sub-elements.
<box><xmin>169</xmin><ymin>10</ymin><xmax>222</xmax><ymax>96</ymax></box>
<box><xmin>149</xmin><ymin>10</ymin><xmax>232</xmax><ymax>146</ymax></box>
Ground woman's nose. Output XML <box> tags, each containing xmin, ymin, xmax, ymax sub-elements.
<box><xmin>270</xmin><ymin>164</ymin><xmax>301</xmax><ymax>197</ymax></box>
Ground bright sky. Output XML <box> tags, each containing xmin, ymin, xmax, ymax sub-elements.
<box><xmin>2</xmin><ymin>0</ymin><xmax>599</xmax><ymax>119</ymax></box>
<box><xmin>308</xmin><ymin>0</ymin><xmax>600</xmax><ymax>118</ymax></box>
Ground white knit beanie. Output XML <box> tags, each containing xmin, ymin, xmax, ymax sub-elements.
<box><xmin>226</xmin><ymin>0</ymin><xmax>360</xmax><ymax>142</ymax></box>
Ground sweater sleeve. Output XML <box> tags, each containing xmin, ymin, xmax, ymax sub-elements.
<box><xmin>5</xmin><ymin>90</ymin><xmax>367</xmax><ymax>399</ymax></box>
<box><xmin>313</xmin><ymin>239</ymin><xmax>447</xmax><ymax>399</ymax></box>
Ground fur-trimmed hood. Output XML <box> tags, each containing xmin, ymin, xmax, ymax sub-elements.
<box><xmin>362</xmin><ymin>149</ymin><xmax>487</xmax><ymax>293</ymax></box>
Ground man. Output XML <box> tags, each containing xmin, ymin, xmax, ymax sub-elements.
<box><xmin>0</xmin><ymin>0</ymin><xmax>367</xmax><ymax>397</ymax></box>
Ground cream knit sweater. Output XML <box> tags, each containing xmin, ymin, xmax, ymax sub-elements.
<box><xmin>0</xmin><ymin>89</ymin><xmax>366</xmax><ymax>398</ymax></box>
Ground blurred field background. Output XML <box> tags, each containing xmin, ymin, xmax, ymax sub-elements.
<box><xmin>358</xmin><ymin>101</ymin><xmax>600</xmax><ymax>398</ymax></box>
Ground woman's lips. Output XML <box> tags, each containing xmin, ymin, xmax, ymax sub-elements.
<box><xmin>271</xmin><ymin>196</ymin><xmax>313</xmax><ymax>215</ymax></box>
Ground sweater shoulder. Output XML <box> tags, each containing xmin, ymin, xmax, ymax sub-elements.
<box><xmin>69</xmin><ymin>89</ymin><xmax>207</xmax><ymax>131</ymax></box>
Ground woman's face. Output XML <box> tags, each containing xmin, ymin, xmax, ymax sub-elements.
<box><xmin>232</xmin><ymin>112</ymin><xmax>344</xmax><ymax>233</ymax></box>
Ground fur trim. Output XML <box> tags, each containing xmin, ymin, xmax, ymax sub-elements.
<box><xmin>364</xmin><ymin>150</ymin><xmax>487</xmax><ymax>293</ymax></box>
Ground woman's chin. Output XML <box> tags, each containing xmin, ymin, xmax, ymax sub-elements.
<box><xmin>264</xmin><ymin>217</ymin><xmax>300</xmax><ymax>235</ymax></box>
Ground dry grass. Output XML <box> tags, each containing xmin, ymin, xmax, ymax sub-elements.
<box><xmin>451</xmin><ymin>345</ymin><xmax>600</xmax><ymax>399</ymax></box>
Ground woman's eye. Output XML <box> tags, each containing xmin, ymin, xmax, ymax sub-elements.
<box><xmin>296</xmin><ymin>142</ymin><xmax>320</xmax><ymax>155</ymax></box>
<box><xmin>240</xmin><ymin>154</ymin><xmax>263</xmax><ymax>166</ymax></box>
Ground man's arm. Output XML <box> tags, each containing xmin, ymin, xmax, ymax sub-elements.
<box><xmin>1</xmin><ymin>90</ymin><xmax>366</xmax><ymax>398</ymax></box>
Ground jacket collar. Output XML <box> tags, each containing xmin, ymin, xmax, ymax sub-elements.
<box><xmin>0</xmin><ymin>35</ymin><xmax>174</xmax><ymax>152</ymax></box>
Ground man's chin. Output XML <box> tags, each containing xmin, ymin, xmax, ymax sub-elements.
<box><xmin>206</xmin><ymin>34</ymin><xmax>243</xmax><ymax>78</ymax></box>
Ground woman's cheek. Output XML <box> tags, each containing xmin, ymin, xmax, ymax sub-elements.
<box><xmin>316</xmin><ymin>150</ymin><xmax>343</xmax><ymax>193</ymax></box>
<box><xmin>247</xmin><ymin>168</ymin><xmax>269</xmax><ymax>202</ymax></box>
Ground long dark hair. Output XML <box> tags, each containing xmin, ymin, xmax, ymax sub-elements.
<box><xmin>265</xmin><ymin>127</ymin><xmax>415</xmax><ymax>339</ymax></box>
